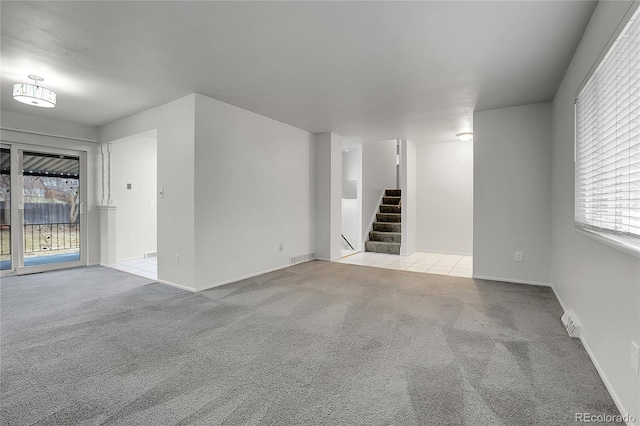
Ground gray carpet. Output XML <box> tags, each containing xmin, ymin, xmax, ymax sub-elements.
<box><xmin>1</xmin><ymin>261</ymin><xmax>620</xmax><ymax>425</ymax></box>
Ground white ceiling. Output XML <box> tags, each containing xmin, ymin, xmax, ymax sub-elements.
<box><xmin>1</xmin><ymin>1</ymin><xmax>597</xmax><ymax>145</ymax></box>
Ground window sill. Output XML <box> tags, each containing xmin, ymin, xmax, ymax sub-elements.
<box><xmin>575</xmin><ymin>227</ymin><xmax>640</xmax><ymax>258</ymax></box>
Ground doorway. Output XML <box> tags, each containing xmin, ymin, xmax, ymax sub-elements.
<box><xmin>0</xmin><ymin>143</ymin><xmax>86</xmax><ymax>275</ymax></box>
<box><xmin>107</xmin><ymin>131</ymin><xmax>158</xmax><ymax>280</ymax></box>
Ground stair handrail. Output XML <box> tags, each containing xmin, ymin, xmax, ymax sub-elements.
<box><xmin>341</xmin><ymin>234</ymin><xmax>355</xmax><ymax>250</ymax></box>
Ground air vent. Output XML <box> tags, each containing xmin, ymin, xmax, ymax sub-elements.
<box><xmin>561</xmin><ymin>310</ymin><xmax>582</xmax><ymax>338</ymax></box>
<box><xmin>290</xmin><ymin>253</ymin><xmax>315</xmax><ymax>265</ymax></box>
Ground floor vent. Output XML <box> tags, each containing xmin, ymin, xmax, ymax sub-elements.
<box><xmin>144</xmin><ymin>251</ymin><xmax>157</xmax><ymax>258</ymax></box>
<box><xmin>561</xmin><ymin>310</ymin><xmax>582</xmax><ymax>338</ymax></box>
<box><xmin>290</xmin><ymin>253</ymin><xmax>315</xmax><ymax>265</ymax></box>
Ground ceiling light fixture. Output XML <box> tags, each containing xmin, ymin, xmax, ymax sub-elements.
<box><xmin>13</xmin><ymin>75</ymin><xmax>56</xmax><ymax>108</ymax></box>
<box><xmin>456</xmin><ymin>131</ymin><xmax>473</xmax><ymax>142</ymax></box>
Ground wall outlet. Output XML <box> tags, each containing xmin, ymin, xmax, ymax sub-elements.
<box><xmin>631</xmin><ymin>341</ymin><xmax>640</xmax><ymax>374</ymax></box>
<box><xmin>515</xmin><ymin>251</ymin><xmax>523</xmax><ymax>262</ymax></box>
<box><xmin>159</xmin><ymin>187</ymin><xmax>164</xmax><ymax>198</ymax></box>
<box><xmin>279</xmin><ymin>244</ymin><xmax>284</xmax><ymax>252</ymax></box>
<box><xmin>174</xmin><ymin>254</ymin><xmax>179</xmax><ymax>265</ymax></box>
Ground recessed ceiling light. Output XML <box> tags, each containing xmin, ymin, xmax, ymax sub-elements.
<box><xmin>456</xmin><ymin>132</ymin><xmax>473</xmax><ymax>142</ymax></box>
<box><xmin>13</xmin><ymin>74</ymin><xmax>56</xmax><ymax>108</ymax></box>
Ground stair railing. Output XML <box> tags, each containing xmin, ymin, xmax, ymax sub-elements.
<box><xmin>341</xmin><ymin>234</ymin><xmax>355</xmax><ymax>250</ymax></box>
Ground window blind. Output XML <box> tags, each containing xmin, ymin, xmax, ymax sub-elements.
<box><xmin>575</xmin><ymin>7</ymin><xmax>640</xmax><ymax>243</ymax></box>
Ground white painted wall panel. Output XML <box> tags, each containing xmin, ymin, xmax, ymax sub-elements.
<box><xmin>550</xmin><ymin>1</ymin><xmax>640</xmax><ymax>420</ymax></box>
<box><xmin>416</xmin><ymin>141</ymin><xmax>473</xmax><ymax>255</ymax></box>
<box><xmin>473</xmin><ymin>103</ymin><xmax>552</xmax><ymax>285</ymax></box>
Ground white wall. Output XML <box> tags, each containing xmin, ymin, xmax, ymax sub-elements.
<box><xmin>361</xmin><ymin>140</ymin><xmax>397</xmax><ymax>250</ymax></box>
<box><xmin>473</xmin><ymin>103</ymin><xmax>552</xmax><ymax>285</ymax></box>
<box><xmin>110</xmin><ymin>133</ymin><xmax>157</xmax><ymax>261</ymax></box>
<box><xmin>342</xmin><ymin>149</ymin><xmax>360</xmax><ymax>249</ymax></box>
<box><xmin>315</xmin><ymin>132</ymin><xmax>342</xmax><ymax>261</ymax></box>
<box><xmin>416</xmin><ymin>141</ymin><xmax>473</xmax><ymax>255</ymax></box>
<box><xmin>550</xmin><ymin>1</ymin><xmax>640</xmax><ymax>421</ymax></box>
<box><xmin>400</xmin><ymin>140</ymin><xmax>417</xmax><ymax>255</ymax></box>
<box><xmin>342</xmin><ymin>150</ymin><xmax>359</xmax><ymax>199</ymax></box>
<box><xmin>193</xmin><ymin>94</ymin><xmax>317</xmax><ymax>289</ymax></box>
<box><xmin>0</xmin><ymin>110</ymin><xmax>101</xmax><ymax>266</ymax></box>
<box><xmin>99</xmin><ymin>94</ymin><xmax>196</xmax><ymax>290</ymax></box>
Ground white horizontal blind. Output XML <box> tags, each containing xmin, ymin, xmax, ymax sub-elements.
<box><xmin>575</xmin><ymin>7</ymin><xmax>640</xmax><ymax>242</ymax></box>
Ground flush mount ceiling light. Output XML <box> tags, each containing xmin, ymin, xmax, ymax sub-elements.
<box><xmin>456</xmin><ymin>131</ymin><xmax>473</xmax><ymax>142</ymax></box>
<box><xmin>13</xmin><ymin>74</ymin><xmax>56</xmax><ymax>108</ymax></box>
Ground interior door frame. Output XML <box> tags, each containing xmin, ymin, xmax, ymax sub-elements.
<box><xmin>0</xmin><ymin>141</ymin><xmax>88</xmax><ymax>276</ymax></box>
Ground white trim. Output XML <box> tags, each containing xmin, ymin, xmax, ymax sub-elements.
<box><xmin>0</xmin><ymin>126</ymin><xmax>98</xmax><ymax>143</ymax></box>
<box><xmin>581</xmin><ymin>335</ymin><xmax>636</xmax><ymax>425</ymax></box>
<box><xmin>550</xmin><ymin>284</ymin><xmax>568</xmax><ymax>313</ymax></box>
<box><xmin>195</xmin><ymin>261</ymin><xmax>315</xmax><ymax>292</ymax></box>
<box><xmin>114</xmin><ymin>255</ymin><xmax>147</xmax><ymax>262</ymax></box>
<box><xmin>16</xmin><ymin>261</ymin><xmax>84</xmax><ymax>275</ymax></box>
<box><xmin>472</xmin><ymin>274</ymin><xmax>551</xmax><ymax>287</ymax></box>
<box><xmin>156</xmin><ymin>279</ymin><xmax>196</xmax><ymax>292</ymax></box>
<box><xmin>575</xmin><ymin>228</ymin><xmax>640</xmax><ymax>258</ymax></box>
<box><xmin>552</xmin><ymin>286</ymin><xmax>637</xmax><ymax>426</ymax></box>
<box><xmin>416</xmin><ymin>249</ymin><xmax>473</xmax><ymax>256</ymax></box>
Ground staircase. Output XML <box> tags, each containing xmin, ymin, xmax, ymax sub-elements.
<box><xmin>365</xmin><ymin>189</ymin><xmax>401</xmax><ymax>254</ymax></box>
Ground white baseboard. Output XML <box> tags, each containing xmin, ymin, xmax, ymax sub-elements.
<box><xmin>551</xmin><ymin>285</ymin><xmax>636</xmax><ymax>426</ymax></box>
<box><xmin>472</xmin><ymin>274</ymin><xmax>551</xmax><ymax>287</ymax></box>
<box><xmin>156</xmin><ymin>279</ymin><xmax>196</xmax><ymax>292</ymax></box>
<box><xmin>417</xmin><ymin>249</ymin><xmax>473</xmax><ymax>256</ymax></box>
<box><xmin>195</xmin><ymin>262</ymin><xmax>310</xmax><ymax>292</ymax></box>
<box><xmin>115</xmin><ymin>256</ymin><xmax>145</xmax><ymax>262</ymax></box>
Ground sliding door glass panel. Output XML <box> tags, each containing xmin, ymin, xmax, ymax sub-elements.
<box><xmin>22</xmin><ymin>151</ymin><xmax>80</xmax><ymax>267</ymax></box>
<box><xmin>0</xmin><ymin>148</ymin><xmax>10</xmax><ymax>270</ymax></box>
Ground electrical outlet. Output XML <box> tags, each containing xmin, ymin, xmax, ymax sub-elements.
<box><xmin>174</xmin><ymin>254</ymin><xmax>179</xmax><ymax>265</ymax></box>
<box><xmin>279</xmin><ymin>244</ymin><xmax>284</xmax><ymax>252</ymax></box>
<box><xmin>515</xmin><ymin>251</ymin><xmax>523</xmax><ymax>262</ymax></box>
<box><xmin>159</xmin><ymin>187</ymin><xmax>164</xmax><ymax>198</ymax></box>
<box><xmin>631</xmin><ymin>341</ymin><xmax>639</xmax><ymax>374</ymax></box>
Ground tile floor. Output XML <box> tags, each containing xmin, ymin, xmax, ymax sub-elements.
<box><xmin>110</xmin><ymin>252</ymin><xmax>470</xmax><ymax>282</ymax></box>
<box><xmin>112</xmin><ymin>256</ymin><xmax>158</xmax><ymax>281</ymax></box>
<box><xmin>335</xmin><ymin>251</ymin><xmax>473</xmax><ymax>278</ymax></box>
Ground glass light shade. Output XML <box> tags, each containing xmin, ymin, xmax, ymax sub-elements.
<box><xmin>13</xmin><ymin>83</ymin><xmax>56</xmax><ymax>108</ymax></box>
<box><xmin>456</xmin><ymin>132</ymin><xmax>473</xmax><ymax>141</ymax></box>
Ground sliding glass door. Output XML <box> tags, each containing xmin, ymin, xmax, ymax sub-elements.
<box><xmin>22</xmin><ymin>151</ymin><xmax>81</xmax><ymax>267</ymax></box>
<box><xmin>0</xmin><ymin>146</ymin><xmax>11</xmax><ymax>271</ymax></box>
<box><xmin>0</xmin><ymin>143</ymin><xmax>85</xmax><ymax>275</ymax></box>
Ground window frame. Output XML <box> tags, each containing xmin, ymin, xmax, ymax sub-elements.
<box><xmin>573</xmin><ymin>3</ymin><xmax>640</xmax><ymax>257</ymax></box>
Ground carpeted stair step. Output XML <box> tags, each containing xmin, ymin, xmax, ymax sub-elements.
<box><xmin>373</xmin><ymin>222</ymin><xmax>401</xmax><ymax>232</ymax></box>
<box><xmin>386</xmin><ymin>189</ymin><xmax>401</xmax><ymax>197</ymax></box>
<box><xmin>379</xmin><ymin>204</ymin><xmax>401</xmax><ymax>214</ymax></box>
<box><xmin>383</xmin><ymin>196</ymin><xmax>401</xmax><ymax>205</ymax></box>
<box><xmin>365</xmin><ymin>241</ymin><xmax>401</xmax><ymax>255</ymax></box>
<box><xmin>369</xmin><ymin>231</ymin><xmax>401</xmax><ymax>243</ymax></box>
<box><xmin>376</xmin><ymin>213</ymin><xmax>401</xmax><ymax>223</ymax></box>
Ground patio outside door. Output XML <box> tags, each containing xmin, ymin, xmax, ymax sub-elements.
<box><xmin>0</xmin><ymin>143</ymin><xmax>86</xmax><ymax>275</ymax></box>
